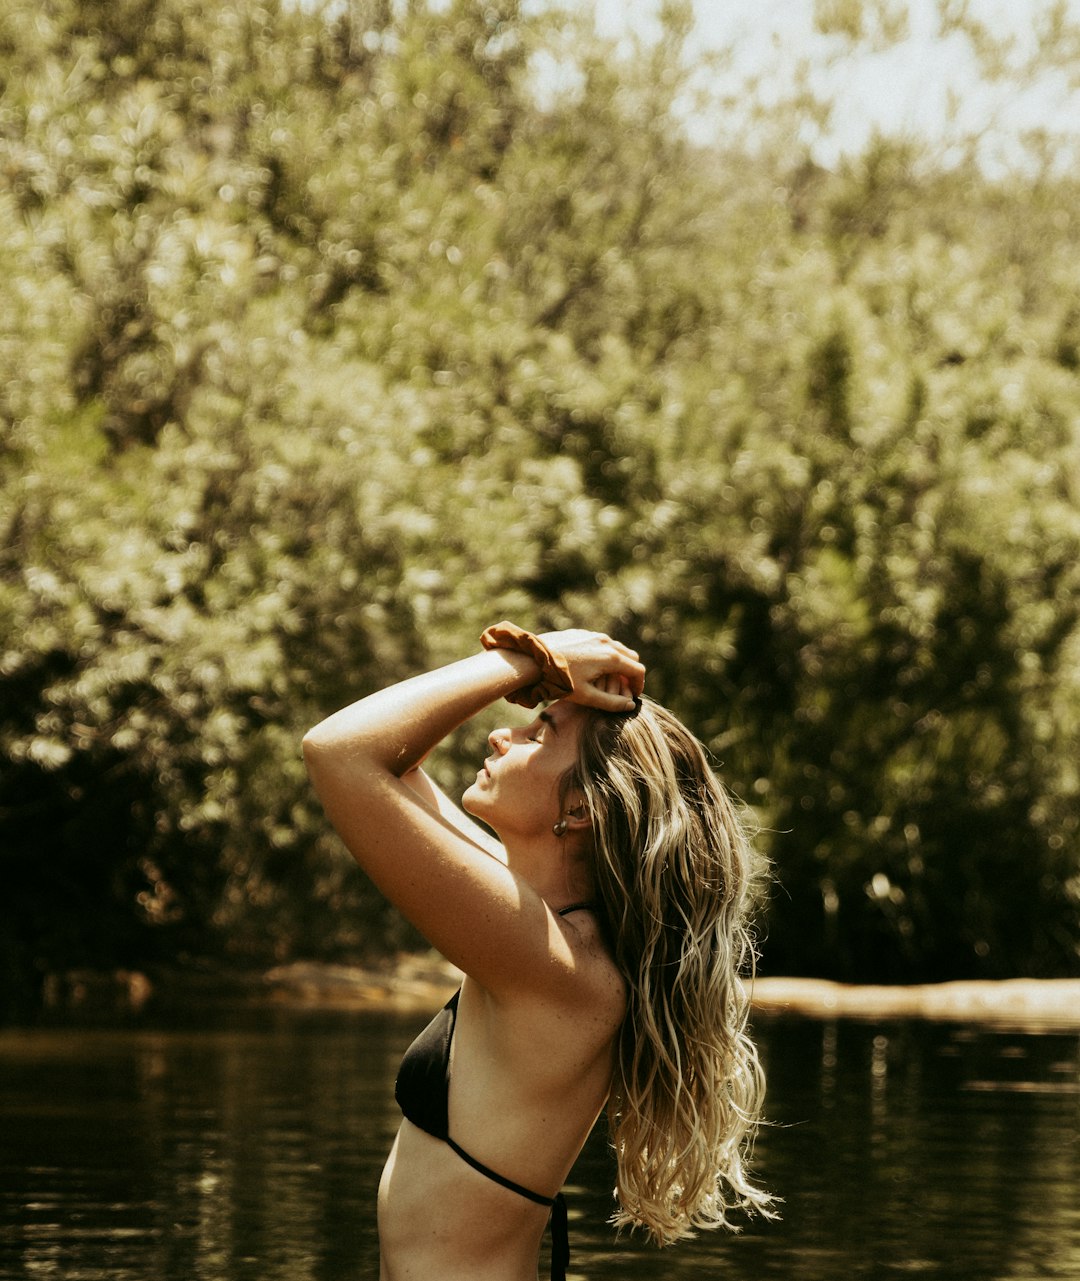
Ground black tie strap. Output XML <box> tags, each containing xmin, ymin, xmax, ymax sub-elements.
<box><xmin>549</xmin><ymin>1192</ymin><xmax>569</xmax><ymax>1281</ymax></box>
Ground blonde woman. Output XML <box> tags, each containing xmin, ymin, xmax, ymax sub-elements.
<box><xmin>302</xmin><ymin>624</ymin><xmax>772</xmax><ymax>1281</ymax></box>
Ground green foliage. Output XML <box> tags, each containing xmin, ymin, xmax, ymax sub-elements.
<box><xmin>1</xmin><ymin>0</ymin><xmax>1078</xmax><ymax>1010</ymax></box>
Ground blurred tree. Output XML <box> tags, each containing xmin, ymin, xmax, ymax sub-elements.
<box><xmin>0</xmin><ymin>0</ymin><xmax>1078</xmax><ymax>1013</ymax></box>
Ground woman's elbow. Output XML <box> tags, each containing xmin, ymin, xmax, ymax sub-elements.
<box><xmin>301</xmin><ymin>730</ymin><xmax>351</xmax><ymax>808</ymax></box>
<box><xmin>301</xmin><ymin>723</ymin><xmax>378</xmax><ymax>784</ymax></box>
<box><xmin>301</xmin><ymin>724</ymin><xmax>335</xmax><ymax>774</ymax></box>
<box><xmin>301</xmin><ymin>710</ymin><xmax>394</xmax><ymax>789</ymax></box>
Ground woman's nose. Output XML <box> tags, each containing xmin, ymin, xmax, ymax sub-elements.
<box><xmin>488</xmin><ymin>727</ymin><xmax>510</xmax><ymax>754</ymax></box>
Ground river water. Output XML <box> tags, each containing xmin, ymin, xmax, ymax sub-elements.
<box><xmin>0</xmin><ymin>1005</ymin><xmax>1077</xmax><ymax>1280</ymax></box>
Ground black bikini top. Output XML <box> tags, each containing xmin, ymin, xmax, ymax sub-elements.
<box><xmin>392</xmin><ymin>901</ymin><xmax>597</xmax><ymax>1281</ymax></box>
<box><xmin>394</xmin><ymin>900</ymin><xmax>597</xmax><ymax>1153</ymax></box>
<box><xmin>394</xmin><ymin>986</ymin><xmax>461</xmax><ymax>1143</ymax></box>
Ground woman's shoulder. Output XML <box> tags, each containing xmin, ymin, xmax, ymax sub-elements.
<box><xmin>547</xmin><ymin>905</ymin><xmax>627</xmax><ymax>1030</ymax></box>
<box><xmin>471</xmin><ymin>904</ymin><xmax>625</xmax><ymax>1034</ymax></box>
<box><xmin>558</xmin><ymin>902</ymin><xmax>623</xmax><ymax>978</ymax></box>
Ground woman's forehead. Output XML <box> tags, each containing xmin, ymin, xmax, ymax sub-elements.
<box><xmin>544</xmin><ymin>700</ymin><xmax>583</xmax><ymax>725</ymax></box>
<box><xmin>539</xmin><ymin>701</ymin><xmax>589</xmax><ymax>740</ymax></box>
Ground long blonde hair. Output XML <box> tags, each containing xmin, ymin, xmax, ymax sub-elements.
<box><xmin>564</xmin><ymin>697</ymin><xmax>775</xmax><ymax>1245</ymax></box>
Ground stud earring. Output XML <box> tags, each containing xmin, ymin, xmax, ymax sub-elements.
<box><xmin>552</xmin><ymin>818</ymin><xmax>569</xmax><ymax>837</ymax></box>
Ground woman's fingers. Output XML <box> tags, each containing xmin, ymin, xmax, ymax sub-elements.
<box><xmin>537</xmin><ymin>628</ymin><xmax>646</xmax><ymax>697</ymax></box>
<box><xmin>622</xmin><ymin>657</ymin><xmax>646</xmax><ymax>695</ymax></box>
<box><xmin>569</xmin><ymin>671</ymin><xmax>639</xmax><ymax>711</ymax></box>
<box><xmin>587</xmin><ymin>632</ymin><xmax>639</xmax><ymax>663</ymax></box>
<box><xmin>605</xmin><ymin>652</ymin><xmax>645</xmax><ymax>696</ymax></box>
<box><xmin>608</xmin><ymin>639</ymin><xmax>640</xmax><ymax>661</ymax></box>
<box><xmin>582</xmin><ymin>659</ymin><xmax>643</xmax><ymax>697</ymax></box>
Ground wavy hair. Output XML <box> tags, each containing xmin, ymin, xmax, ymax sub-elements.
<box><xmin>563</xmin><ymin>696</ymin><xmax>775</xmax><ymax>1245</ymax></box>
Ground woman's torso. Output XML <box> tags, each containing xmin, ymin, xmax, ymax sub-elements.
<box><xmin>378</xmin><ymin>940</ymin><xmax>624</xmax><ymax>1281</ymax></box>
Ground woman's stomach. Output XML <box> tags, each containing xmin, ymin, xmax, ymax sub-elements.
<box><xmin>377</xmin><ymin>1120</ymin><xmax>551</xmax><ymax>1281</ymax></box>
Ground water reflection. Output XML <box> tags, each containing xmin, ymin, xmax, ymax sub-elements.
<box><xmin>0</xmin><ymin>1011</ymin><xmax>1076</xmax><ymax>1280</ymax></box>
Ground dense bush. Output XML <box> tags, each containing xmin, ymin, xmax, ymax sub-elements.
<box><xmin>2</xmin><ymin>0</ymin><xmax>1078</xmax><ymax>1011</ymax></box>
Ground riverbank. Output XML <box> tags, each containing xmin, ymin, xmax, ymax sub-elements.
<box><xmin>34</xmin><ymin>957</ymin><xmax>1080</xmax><ymax>1030</ymax></box>
<box><xmin>749</xmin><ymin>975</ymin><xmax>1080</xmax><ymax>1030</ymax></box>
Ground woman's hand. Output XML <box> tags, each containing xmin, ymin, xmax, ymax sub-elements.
<box><xmin>536</xmin><ymin>629</ymin><xmax>645</xmax><ymax>711</ymax></box>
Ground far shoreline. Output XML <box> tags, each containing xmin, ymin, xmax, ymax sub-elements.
<box><xmin>748</xmin><ymin>975</ymin><xmax>1080</xmax><ymax>1030</ymax></box>
<box><xmin>27</xmin><ymin>957</ymin><xmax>1080</xmax><ymax>1032</ymax></box>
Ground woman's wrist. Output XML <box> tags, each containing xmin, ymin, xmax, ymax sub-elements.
<box><xmin>479</xmin><ymin>621</ymin><xmax>574</xmax><ymax>708</ymax></box>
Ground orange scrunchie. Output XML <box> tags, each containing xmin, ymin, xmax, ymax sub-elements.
<box><xmin>479</xmin><ymin>621</ymin><xmax>574</xmax><ymax>708</ymax></box>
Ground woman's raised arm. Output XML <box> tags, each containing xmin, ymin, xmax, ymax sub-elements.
<box><xmin>301</xmin><ymin>630</ymin><xmax>643</xmax><ymax>996</ymax></box>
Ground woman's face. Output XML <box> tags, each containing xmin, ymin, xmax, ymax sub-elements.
<box><xmin>462</xmin><ymin>700</ymin><xmax>587</xmax><ymax>841</ymax></box>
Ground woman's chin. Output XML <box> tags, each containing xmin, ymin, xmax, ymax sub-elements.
<box><xmin>461</xmin><ymin>781</ymin><xmax>483</xmax><ymax>814</ymax></box>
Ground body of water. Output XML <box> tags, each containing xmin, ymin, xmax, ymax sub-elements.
<box><xmin>0</xmin><ymin>1004</ymin><xmax>1077</xmax><ymax>1280</ymax></box>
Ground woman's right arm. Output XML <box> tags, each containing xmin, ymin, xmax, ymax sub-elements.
<box><xmin>400</xmin><ymin>765</ymin><xmax>505</xmax><ymax>859</ymax></box>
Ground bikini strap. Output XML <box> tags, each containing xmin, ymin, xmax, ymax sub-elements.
<box><xmin>556</xmin><ymin>901</ymin><xmax>597</xmax><ymax>917</ymax></box>
<box><xmin>445</xmin><ymin>1138</ymin><xmax>554</xmax><ymax>1206</ymax></box>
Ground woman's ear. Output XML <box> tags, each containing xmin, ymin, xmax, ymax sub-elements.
<box><xmin>560</xmin><ymin>796</ymin><xmax>591</xmax><ymax>832</ymax></box>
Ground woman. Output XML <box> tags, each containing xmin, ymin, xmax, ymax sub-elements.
<box><xmin>302</xmin><ymin>623</ymin><xmax>772</xmax><ymax>1281</ymax></box>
